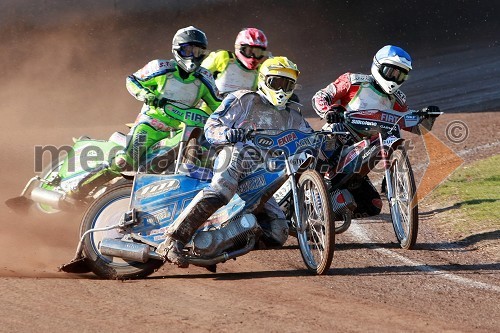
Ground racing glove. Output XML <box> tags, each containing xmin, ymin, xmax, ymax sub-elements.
<box><xmin>143</xmin><ymin>93</ymin><xmax>168</xmax><ymax>108</ymax></box>
<box><xmin>225</xmin><ymin>128</ymin><xmax>247</xmax><ymax>143</ymax></box>
<box><xmin>143</xmin><ymin>92</ymin><xmax>157</xmax><ymax>105</ymax></box>
<box><xmin>325</xmin><ymin>105</ymin><xmax>346</xmax><ymax>124</ymax></box>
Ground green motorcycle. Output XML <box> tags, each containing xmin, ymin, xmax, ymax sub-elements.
<box><xmin>6</xmin><ymin>104</ymin><xmax>209</xmax><ymax>214</ymax></box>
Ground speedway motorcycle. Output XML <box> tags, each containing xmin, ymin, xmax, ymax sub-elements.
<box><xmin>60</xmin><ymin>129</ymin><xmax>335</xmax><ymax>278</ymax></box>
<box><xmin>5</xmin><ymin>103</ymin><xmax>209</xmax><ymax>214</ymax></box>
<box><xmin>275</xmin><ymin>108</ymin><xmax>441</xmax><ymax>250</ymax></box>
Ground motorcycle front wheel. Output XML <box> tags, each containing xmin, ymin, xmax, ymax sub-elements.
<box><xmin>80</xmin><ymin>183</ymin><xmax>163</xmax><ymax>279</ymax></box>
<box><xmin>296</xmin><ymin>169</ymin><xmax>335</xmax><ymax>275</ymax></box>
<box><xmin>387</xmin><ymin>148</ymin><xmax>418</xmax><ymax>250</ymax></box>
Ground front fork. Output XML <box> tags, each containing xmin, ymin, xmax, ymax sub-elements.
<box><xmin>379</xmin><ymin>133</ymin><xmax>395</xmax><ymax>207</ymax></box>
<box><xmin>285</xmin><ymin>159</ymin><xmax>304</xmax><ymax>234</ymax></box>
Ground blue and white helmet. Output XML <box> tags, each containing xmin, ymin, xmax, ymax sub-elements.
<box><xmin>371</xmin><ymin>45</ymin><xmax>412</xmax><ymax>94</ymax></box>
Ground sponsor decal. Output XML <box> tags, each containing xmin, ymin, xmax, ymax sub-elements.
<box><xmin>383</xmin><ymin>135</ymin><xmax>398</xmax><ymax>146</ymax></box>
<box><xmin>136</xmin><ymin>179</ymin><xmax>180</xmax><ymax>199</ymax></box>
<box><xmin>277</xmin><ymin>132</ymin><xmax>298</xmax><ymax>146</ymax></box>
<box><xmin>143</xmin><ymin>204</ymin><xmax>175</xmax><ymax>225</ymax></box>
<box><xmin>405</xmin><ymin>114</ymin><xmax>418</xmax><ymax>121</ymax></box>
<box><xmin>256</xmin><ymin>137</ymin><xmax>274</xmax><ymax>147</ymax></box>
<box><xmin>380</xmin><ymin>113</ymin><xmax>398</xmax><ymax>124</ymax></box>
<box><xmin>238</xmin><ymin>175</ymin><xmax>266</xmax><ymax>193</ymax></box>
<box><xmin>362</xmin><ymin>144</ymin><xmax>377</xmax><ymax>159</ymax></box>
<box><xmin>379</xmin><ymin>124</ymin><xmax>394</xmax><ymax>130</ymax></box>
<box><xmin>295</xmin><ymin>134</ymin><xmax>322</xmax><ymax>148</ymax></box>
<box><xmin>339</xmin><ymin>140</ymin><xmax>367</xmax><ymax>168</ymax></box>
<box><xmin>351</xmin><ymin>119</ymin><xmax>377</xmax><ymax>127</ymax></box>
<box><xmin>184</xmin><ymin>111</ymin><xmax>208</xmax><ymax>124</ymax></box>
<box><xmin>164</xmin><ymin>105</ymin><xmax>183</xmax><ymax>117</ymax></box>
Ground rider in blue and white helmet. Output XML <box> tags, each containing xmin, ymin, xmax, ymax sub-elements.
<box><xmin>371</xmin><ymin>45</ymin><xmax>412</xmax><ymax>94</ymax></box>
<box><xmin>312</xmin><ymin>44</ymin><xmax>440</xmax><ymax>220</ymax></box>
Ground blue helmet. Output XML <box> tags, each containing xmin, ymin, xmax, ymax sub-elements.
<box><xmin>371</xmin><ymin>45</ymin><xmax>412</xmax><ymax>94</ymax></box>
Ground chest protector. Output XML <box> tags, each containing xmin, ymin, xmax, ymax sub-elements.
<box><xmin>238</xmin><ymin>94</ymin><xmax>294</xmax><ymax>131</ymax></box>
<box><xmin>347</xmin><ymin>82</ymin><xmax>395</xmax><ymax>111</ymax></box>
<box><xmin>160</xmin><ymin>74</ymin><xmax>201</xmax><ymax>107</ymax></box>
<box><xmin>216</xmin><ymin>60</ymin><xmax>257</xmax><ymax>94</ymax></box>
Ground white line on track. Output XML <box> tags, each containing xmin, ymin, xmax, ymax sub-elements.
<box><xmin>349</xmin><ymin>223</ymin><xmax>500</xmax><ymax>293</ymax></box>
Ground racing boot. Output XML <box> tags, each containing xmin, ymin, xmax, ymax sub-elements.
<box><xmin>156</xmin><ymin>236</ymin><xmax>189</xmax><ymax>268</ymax></box>
<box><xmin>157</xmin><ymin>190</ymin><xmax>227</xmax><ymax>267</ymax></box>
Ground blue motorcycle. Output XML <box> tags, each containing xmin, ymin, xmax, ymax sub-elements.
<box><xmin>61</xmin><ymin>129</ymin><xmax>335</xmax><ymax>278</ymax></box>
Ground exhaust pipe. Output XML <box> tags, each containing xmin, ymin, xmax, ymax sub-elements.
<box><xmin>99</xmin><ymin>238</ymin><xmax>163</xmax><ymax>262</ymax></box>
<box><xmin>30</xmin><ymin>187</ymin><xmax>65</xmax><ymax>209</ymax></box>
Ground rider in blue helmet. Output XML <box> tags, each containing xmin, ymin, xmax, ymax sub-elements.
<box><xmin>312</xmin><ymin>45</ymin><xmax>440</xmax><ymax>219</ymax></box>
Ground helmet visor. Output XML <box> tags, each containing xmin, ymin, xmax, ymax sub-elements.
<box><xmin>379</xmin><ymin>64</ymin><xmax>409</xmax><ymax>84</ymax></box>
<box><xmin>177</xmin><ymin>43</ymin><xmax>207</xmax><ymax>59</ymax></box>
<box><xmin>265</xmin><ymin>75</ymin><xmax>296</xmax><ymax>93</ymax></box>
<box><xmin>239</xmin><ymin>45</ymin><xmax>266</xmax><ymax>59</ymax></box>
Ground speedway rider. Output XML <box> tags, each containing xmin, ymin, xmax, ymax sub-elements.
<box><xmin>69</xmin><ymin>26</ymin><xmax>221</xmax><ymax>199</ymax></box>
<box><xmin>200</xmin><ymin>28</ymin><xmax>291</xmax><ymax>243</ymax></box>
<box><xmin>157</xmin><ymin>56</ymin><xmax>312</xmax><ymax>267</ymax></box>
<box><xmin>312</xmin><ymin>45</ymin><xmax>440</xmax><ymax>218</ymax></box>
<box><xmin>200</xmin><ymin>27</ymin><xmax>269</xmax><ymax>104</ymax></box>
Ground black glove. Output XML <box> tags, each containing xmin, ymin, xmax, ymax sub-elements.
<box><xmin>325</xmin><ymin>104</ymin><xmax>346</xmax><ymax>123</ymax></box>
<box><xmin>144</xmin><ymin>94</ymin><xmax>168</xmax><ymax>108</ymax></box>
<box><xmin>143</xmin><ymin>93</ymin><xmax>157</xmax><ymax>105</ymax></box>
<box><xmin>420</xmin><ymin>105</ymin><xmax>441</xmax><ymax>118</ymax></box>
<box><xmin>225</xmin><ymin>128</ymin><xmax>247</xmax><ymax>143</ymax></box>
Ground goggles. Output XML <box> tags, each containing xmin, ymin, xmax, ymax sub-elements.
<box><xmin>379</xmin><ymin>64</ymin><xmax>409</xmax><ymax>84</ymax></box>
<box><xmin>265</xmin><ymin>75</ymin><xmax>296</xmax><ymax>93</ymax></box>
<box><xmin>176</xmin><ymin>43</ymin><xmax>207</xmax><ymax>59</ymax></box>
<box><xmin>239</xmin><ymin>45</ymin><xmax>266</xmax><ymax>59</ymax></box>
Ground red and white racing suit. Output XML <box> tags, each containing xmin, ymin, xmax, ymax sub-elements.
<box><xmin>312</xmin><ymin>72</ymin><xmax>410</xmax><ymax>218</ymax></box>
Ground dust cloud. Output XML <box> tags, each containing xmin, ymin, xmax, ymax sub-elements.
<box><xmin>0</xmin><ymin>0</ymin><xmax>498</xmax><ymax>277</ymax></box>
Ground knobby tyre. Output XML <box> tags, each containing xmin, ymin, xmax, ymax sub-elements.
<box><xmin>296</xmin><ymin>169</ymin><xmax>335</xmax><ymax>275</ymax></box>
<box><xmin>388</xmin><ymin>148</ymin><xmax>418</xmax><ymax>249</ymax></box>
<box><xmin>80</xmin><ymin>183</ymin><xmax>163</xmax><ymax>279</ymax></box>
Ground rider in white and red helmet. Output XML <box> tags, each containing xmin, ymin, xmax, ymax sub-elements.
<box><xmin>201</xmin><ymin>28</ymin><xmax>269</xmax><ymax>103</ymax></box>
<box><xmin>234</xmin><ymin>28</ymin><xmax>268</xmax><ymax>70</ymax></box>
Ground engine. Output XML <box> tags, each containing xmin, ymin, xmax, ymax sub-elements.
<box><xmin>192</xmin><ymin>214</ymin><xmax>260</xmax><ymax>257</ymax></box>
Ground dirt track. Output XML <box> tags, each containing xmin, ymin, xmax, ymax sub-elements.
<box><xmin>1</xmin><ymin>1</ymin><xmax>499</xmax><ymax>332</ymax></box>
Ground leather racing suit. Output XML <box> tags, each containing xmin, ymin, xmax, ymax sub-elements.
<box><xmin>199</xmin><ymin>50</ymin><xmax>259</xmax><ymax>112</ymax></box>
<box><xmin>312</xmin><ymin>72</ymin><xmax>412</xmax><ymax>218</ymax></box>
<box><xmin>122</xmin><ymin>59</ymin><xmax>221</xmax><ymax>169</ymax></box>
<box><xmin>69</xmin><ymin>60</ymin><xmax>221</xmax><ymax>199</ymax></box>
<box><xmin>168</xmin><ymin>90</ymin><xmax>313</xmax><ymax>247</ymax></box>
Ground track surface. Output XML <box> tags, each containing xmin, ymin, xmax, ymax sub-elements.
<box><xmin>1</xmin><ymin>2</ymin><xmax>499</xmax><ymax>332</ymax></box>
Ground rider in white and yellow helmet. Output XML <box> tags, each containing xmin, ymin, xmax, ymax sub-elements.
<box><xmin>257</xmin><ymin>56</ymin><xmax>299</xmax><ymax>109</ymax></box>
<box><xmin>157</xmin><ymin>56</ymin><xmax>311</xmax><ymax>267</ymax></box>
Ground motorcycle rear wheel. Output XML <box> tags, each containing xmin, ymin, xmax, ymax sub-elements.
<box><xmin>296</xmin><ymin>169</ymin><xmax>335</xmax><ymax>275</ymax></box>
<box><xmin>80</xmin><ymin>183</ymin><xmax>163</xmax><ymax>279</ymax></box>
<box><xmin>387</xmin><ymin>148</ymin><xmax>418</xmax><ymax>249</ymax></box>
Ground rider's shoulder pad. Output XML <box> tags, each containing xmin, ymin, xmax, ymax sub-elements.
<box><xmin>156</xmin><ymin>59</ymin><xmax>176</xmax><ymax>69</ymax></box>
<box><xmin>233</xmin><ymin>89</ymin><xmax>256</xmax><ymax>99</ymax></box>
<box><xmin>196</xmin><ymin>67</ymin><xmax>216</xmax><ymax>84</ymax></box>
<box><xmin>349</xmin><ymin>73</ymin><xmax>372</xmax><ymax>84</ymax></box>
